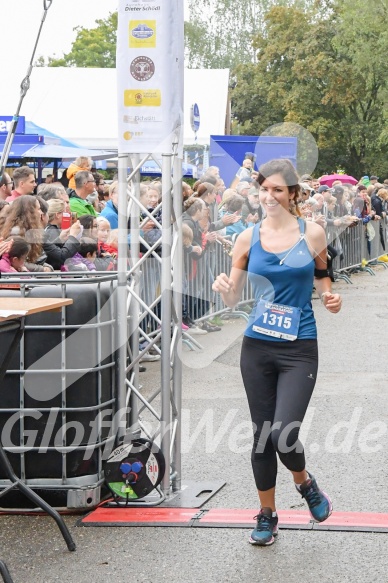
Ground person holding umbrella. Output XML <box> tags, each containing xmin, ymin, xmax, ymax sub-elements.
<box><xmin>319</xmin><ymin>173</ymin><xmax>358</xmax><ymax>188</ymax></box>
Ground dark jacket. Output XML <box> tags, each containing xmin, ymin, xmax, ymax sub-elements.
<box><xmin>43</xmin><ymin>223</ymin><xmax>80</xmax><ymax>270</ymax></box>
<box><xmin>371</xmin><ymin>194</ymin><xmax>384</xmax><ymax>217</ymax></box>
<box><xmin>182</xmin><ymin>213</ymin><xmax>203</xmax><ymax>259</ymax></box>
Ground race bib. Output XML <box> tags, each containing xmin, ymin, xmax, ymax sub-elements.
<box><xmin>252</xmin><ymin>300</ymin><xmax>301</xmax><ymax>341</ymax></box>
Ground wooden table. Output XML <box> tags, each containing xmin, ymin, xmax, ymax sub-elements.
<box><xmin>0</xmin><ymin>297</ymin><xmax>73</xmax><ymax>322</ymax></box>
<box><xmin>0</xmin><ymin>298</ymin><xmax>76</xmax><ymax>582</ymax></box>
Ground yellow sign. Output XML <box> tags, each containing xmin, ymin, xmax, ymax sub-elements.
<box><xmin>129</xmin><ymin>20</ymin><xmax>156</xmax><ymax>49</ymax></box>
<box><xmin>124</xmin><ymin>89</ymin><xmax>161</xmax><ymax>107</ymax></box>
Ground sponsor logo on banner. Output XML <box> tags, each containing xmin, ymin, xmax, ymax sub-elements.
<box><xmin>123</xmin><ymin>115</ymin><xmax>160</xmax><ymax>124</ymax></box>
<box><xmin>129</xmin><ymin>21</ymin><xmax>156</xmax><ymax>48</ymax></box>
<box><xmin>124</xmin><ymin>89</ymin><xmax>161</xmax><ymax>107</ymax></box>
<box><xmin>125</xmin><ymin>0</ymin><xmax>161</xmax><ymax>12</ymax></box>
<box><xmin>123</xmin><ymin>130</ymin><xmax>144</xmax><ymax>140</ymax></box>
<box><xmin>130</xmin><ymin>56</ymin><xmax>155</xmax><ymax>81</ymax></box>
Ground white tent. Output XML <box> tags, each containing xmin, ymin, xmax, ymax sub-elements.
<box><xmin>1</xmin><ymin>67</ymin><xmax>229</xmax><ymax>150</ymax></box>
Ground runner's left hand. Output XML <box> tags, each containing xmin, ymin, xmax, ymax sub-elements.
<box><xmin>323</xmin><ymin>292</ymin><xmax>342</xmax><ymax>313</ymax></box>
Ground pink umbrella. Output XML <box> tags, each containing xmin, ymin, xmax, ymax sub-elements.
<box><xmin>319</xmin><ymin>174</ymin><xmax>358</xmax><ymax>187</ymax></box>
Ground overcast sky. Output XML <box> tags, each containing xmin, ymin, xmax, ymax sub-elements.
<box><xmin>0</xmin><ymin>0</ymin><xmax>189</xmax><ymax>78</ymax></box>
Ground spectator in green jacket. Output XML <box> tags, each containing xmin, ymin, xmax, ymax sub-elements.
<box><xmin>68</xmin><ymin>171</ymin><xmax>98</xmax><ymax>218</ymax></box>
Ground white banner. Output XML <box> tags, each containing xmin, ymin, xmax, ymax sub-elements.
<box><xmin>117</xmin><ymin>0</ymin><xmax>184</xmax><ymax>156</ymax></box>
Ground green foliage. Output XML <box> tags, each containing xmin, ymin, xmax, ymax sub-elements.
<box><xmin>231</xmin><ymin>1</ymin><xmax>388</xmax><ymax>177</ymax></box>
<box><xmin>34</xmin><ymin>56</ymin><xmax>46</xmax><ymax>67</ymax></box>
<box><xmin>186</xmin><ymin>0</ymin><xmax>293</xmax><ymax>69</ymax></box>
<box><xmin>48</xmin><ymin>12</ymin><xmax>117</xmax><ymax>68</ymax></box>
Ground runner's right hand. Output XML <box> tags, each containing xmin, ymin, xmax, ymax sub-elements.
<box><xmin>213</xmin><ymin>273</ymin><xmax>234</xmax><ymax>294</ymax></box>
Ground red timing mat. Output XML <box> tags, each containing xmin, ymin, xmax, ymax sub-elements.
<box><xmin>80</xmin><ymin>507</ymin><xmax>388</xmax><ymax>532</ymax></box>
<box><xmin>80</xmin><ymin>507</ymin><xmax>199</xmax><ymax>527</ymax></box>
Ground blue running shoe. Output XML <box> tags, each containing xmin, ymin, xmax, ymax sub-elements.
<box><xmin>298</xmin><ymin>472</ymin><xmax>333</xmax><ymax>522</ymax></box>
<box><xmin>249</xmin><ymin>507</ymin><xmax>278</xmax><ymax>546</ymax></box>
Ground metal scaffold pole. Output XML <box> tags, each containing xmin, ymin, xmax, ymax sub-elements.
<box><xmin>117</xmin><ymin>154</ymin><xmax>130</xmax><ymax>440</ymax></box>
<box><xmin>160</xmin><ymin>152</ymin><xmax>173</xmax><ymax>496</ymax></box>
<box><xmin>172</xmin><ymin>155</ymin><xmax>183</xmax><ymax>492</ymax></box>
<box><xmin>127</xmin><ymin>154</ymin><xmax>141</xmax><ymax>436</ymax></box>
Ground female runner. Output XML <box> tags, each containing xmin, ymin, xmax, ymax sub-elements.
<box><xmin>213</xmin><ymin>159</ymin><xmax>342</xmax><ymax>546</ymax></box>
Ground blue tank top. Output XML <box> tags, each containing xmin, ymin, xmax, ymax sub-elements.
<box><xmin>245</xmin><ymin>218</ymin><xmax>317</xmax><ymax>341</ymax></box>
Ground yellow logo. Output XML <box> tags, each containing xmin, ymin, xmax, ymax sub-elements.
<box><xmin>124</xmin><ymin>89</ymin><xmax>161</xmax><ymax>107</ymax></box>
<box><xmin>129</xmin><ymin>21</ymin><xmax>156</xmax><ymax>49</ymax></box>
<box><xmin>123</xmin><ymin>131</ymin><xmax>132</xmax><ymax>141</ymax></box>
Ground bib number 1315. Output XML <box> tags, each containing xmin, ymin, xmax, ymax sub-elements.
<box><xmin>262</xmin><ymin>312</ymin><xmax>292</xmax><ymax>329</ymax></box>
<box><xmin>252</xmin><ymin>301</ymin><xmax>301</xmax><ymax>341</ymax></box>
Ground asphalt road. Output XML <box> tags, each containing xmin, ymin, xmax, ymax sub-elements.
<box><xmin>1</xmin><ymin>265</ymin><xmax>388</xmax><ymax>582</ymax></box>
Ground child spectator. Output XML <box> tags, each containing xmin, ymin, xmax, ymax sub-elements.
<box><xmin>106</xmin><ymin>229</ymin><xmax>118</xmax><ymax>254</ymax></box>
<box><xmin>63</xmin><ymin>237</ymin><xmax>97</xmax><ymax>272</ymax></box>
<box><xmin>66</xmin><ymin>156</ymin><xmax>92</xmax><ymax>191</ymax></box>
<box><xmin>182</xmin><ymin>224</ymin><xmax>197</xmax><ymax>332</ymax></box>
<box><xmin>96</xmin><ymin>216</ymin><xmax>114</xmax><ymax>253</ymax></box>
<box><xmin>96</xmin><ymin>216</ymin><xmax>117</xmax><ymax>269</ymax></box>
<box><xmin>182</xmin><ymin>222</ymin><xmax>208</xmax><ymax>257</ymax></box>
<box><xmin>0</xmin><ymin>237</ymin><xmax>30</xmax><ymax>273</ymax></box>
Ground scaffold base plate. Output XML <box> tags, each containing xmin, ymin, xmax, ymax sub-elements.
<box><xmin>159</xmin><ymin>480</ymin><xmax>226</xmax><ymax>508</ymax></box>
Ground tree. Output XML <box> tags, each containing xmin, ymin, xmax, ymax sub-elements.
<box><xmin>185</xmin><ymin>0</ymin><xmax>312</xmax><ymax>69</ymax></box>
<box><xmin>332</xmin><ymin>0</ymin><xmax>388</xmax><ymax>176</ymax></box>
<box><xmin>231</xmin><ymin>1</ymin><xmax>388</xmax><ymax>177</ymax></box>
<box><xmin>47</xmin><ymin>12</ymin><xmax>117</xmax><ymax>68</ymax></box>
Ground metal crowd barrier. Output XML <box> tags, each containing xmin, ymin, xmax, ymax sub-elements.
<box><xmin>327</xmin><ymin>218</ymin><xmax>388</xmax><ymax>279</ymax></box>
<box><xmin>183</xmin><ymin>239</ymin><xmax>253</xmax><ymax>332</ymax></box>
<box><xmin>182</xmin><ymin>219</ymin><xmax>388</xmax><ymax>333</ymax></box>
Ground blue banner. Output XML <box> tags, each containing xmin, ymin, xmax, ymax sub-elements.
<box><xmin>0</xmin><ymin>116</ymin><xmax>26</xmax><ymax>134</ymax></box>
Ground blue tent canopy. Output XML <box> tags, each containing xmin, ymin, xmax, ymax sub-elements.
<box><xmin>24</xmin><ymin>121</ymin><xmax>80</xmax><ymax>148</ymax></box>
<box><xmin>0</xmin><ymin>122</ymin><xmax>116</xmax><ymax>161</ymax></box>
<box><xmin>0</xmin><ymin>121</ymin><xmax>116</xmax><ymax>180</ymax></box>
<box><xmin>6</xmin><ymin>143</ymin><xmax>34</xmax><ymax>158</ymax></box>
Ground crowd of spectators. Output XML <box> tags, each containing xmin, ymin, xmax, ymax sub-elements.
<box><xmin>0</xmin><ymin>162</ymin><xmax>122</xmax><ymax>274</ymax></box>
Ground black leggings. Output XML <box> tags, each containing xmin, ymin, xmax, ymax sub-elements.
<box><xmin>240</xmin><ymin>336</ymin><xmax>318</xmax><ymax>491</ymax></box>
